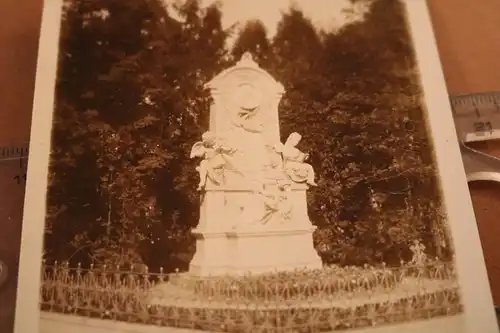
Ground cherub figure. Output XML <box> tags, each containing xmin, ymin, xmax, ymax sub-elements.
<box><xmin>275</xmin><ymin>132</ymin><xmax>317</xmax><ymax>186</ymax></box>
<box><xmin>190</xmin><ymin>131</ymin><xmax>236</xmax><ymax>191</ymax></box>
<box><xmin>254</xmin><ymin>181</ymin><xmax>293</xmax><ymax>225</ymax></box>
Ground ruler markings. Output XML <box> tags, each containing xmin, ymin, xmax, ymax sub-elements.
<box><xmin>450</xmin><ymin>91</ymin><xmax>500</xmax><ymax>180</ymax></box>
<box><xmin>450</xmin><ymin>92</ymin><xmax>500</xmax><ymax>142</ymax></box>
<box><xmin>0</xmin><ymin>144</ymin><xmax>29</xmax><ymax>186</ymax></box>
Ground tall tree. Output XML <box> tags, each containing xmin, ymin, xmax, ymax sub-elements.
<box><xmin>47</xmin><ymin>0</ymin><xmax>164</xmax><ymax>263</ymax></box>
<box><xmin>312</xmin><ymin>0</ymin><xmax>450</xmax><ymax>265</ymax></box>
<box><xmin>46</xmin><ymin>0</ymin><xmax>231</xmax><ymax>269</ymax></box>
<box><xmin>92</xmin><ymin>0</ymin><xmax>231</xmax><ymax>270</ymax></box>
<box><xmin>270</xmin><ymin>5</ymin><xmax>326</xmax><ymax>143</ymax></box>
<box><xmin>231</xmin><ymin>20</ymin><xmax>271</xmax><ymax>66</ymax></box>
<box><xmin>272</xmin><ymin>6</ymin><xmax>324</xmax><ymax>97</ymax></box>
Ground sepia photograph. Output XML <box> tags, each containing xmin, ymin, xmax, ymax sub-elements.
<box><xmin>13</xmin><ymin>0</ymin><xmax>499</xmax><ymax>332</ymax></box>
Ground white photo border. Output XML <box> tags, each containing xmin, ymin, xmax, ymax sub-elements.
<box><xmin>13</xmin><ymin>1</ymin><xmax>499</xmax><ymax>333</ymax></box>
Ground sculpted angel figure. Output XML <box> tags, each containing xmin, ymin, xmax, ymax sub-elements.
<box><xmin>190</xmin><ymin>131</ymin><xmax>236</xmax><ymax>191</ymax></box>
<box><xmin>254</xmin><ymin>182</ymin><xmax>293</xmax><ymax>225</ymax></box>
<box><xmin>275</xmin><ymin>132</ymin><xmax>317</xmax><ymax>186</ymax></box>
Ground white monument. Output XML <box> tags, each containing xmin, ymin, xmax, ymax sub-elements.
<box><xmin>189</xmin><ymin>53</ymin><xmax>322</xmax><ymax>275</ymax></box>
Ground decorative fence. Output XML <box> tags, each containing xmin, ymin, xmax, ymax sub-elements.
<box><xmin>40</xmin><ymin>261</ymin><xmax>463</xmax><ymax>332</ymax></box>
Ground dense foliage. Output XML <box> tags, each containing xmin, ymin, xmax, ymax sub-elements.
<box><xmin>45</xmin><ymin>0</ymin><xmax>453</xmax><ymax>271</ymax></box>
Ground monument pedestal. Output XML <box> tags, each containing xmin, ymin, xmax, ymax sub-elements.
<box><xmin>226</xmin><ymin>227</ymin><xmax>322</xmax><ymax>275</ymax></box>
<box><xmin>188</xmin><ymin>230</ymin><xmax>231</xmax><ymax>276</ymax></box>
<box><xmin>189</xmin><ymin>227</ymin><xmax>322</xmax><ymax>276</ymax></box>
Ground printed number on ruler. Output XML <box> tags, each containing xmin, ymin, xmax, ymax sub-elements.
<box><xmin>450</xmin><ymin>91</ymin><xmax>500</xmax><ymax>142</ymax></box>
<box><xmin>450</xmin><ymin>91</ymin><xmax>500</xmax><ymax>182</ymax></box>
<box><xmin>0</xmin><ymin>144</ymin><xmax>29</xmax><ymax>185</ymax></box>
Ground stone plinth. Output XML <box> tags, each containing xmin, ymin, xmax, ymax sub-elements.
<box><xmin>188</xmin><ymin>183</ymin><xmax>322</xmax><ymax>276</ymax></box>
<box><xmin>188</xmin><ymin>231</ymin><xmax>230</xmax><ymax>276</ymax></box>
<box><xmin>189</xmin><ymin>227</ymin><xmax>322</xmax><ymax>276</ymax></box>
<box><xmin>226</xmin><ymin>227</ymin><xmax>322</xmax><ymax>275</ymax></box>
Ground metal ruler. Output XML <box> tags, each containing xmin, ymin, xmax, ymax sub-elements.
<box><xmin>0</xmin><ymin>142</ymin><xmax>29</xmax><ymax>290</ymax></box>
<box><xmin>0</xmin><ymin>142</ymin><xmax>28</xmax><ymax>333</ymax></box>
<box><xmin>450</xmin><ymin>91</ymin><xmax>500</xmax><ymax>315</ymax></box>
<box><xmin>450</xmin><ymin>91</ymin><xmax>500</xmax><ymax>182</ymax></box>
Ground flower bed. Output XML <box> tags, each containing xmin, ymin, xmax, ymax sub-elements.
<box><xmin>169</xmin><ymin>265</ymin><xmax>401</xmax><ymax>302</ymax></box>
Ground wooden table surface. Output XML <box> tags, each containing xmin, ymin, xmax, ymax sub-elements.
<box><xmin>427</xmin><ymin>0</ymin><xmax>500</xmax><ymax>307</ymax></box>
<box><xmin>0</xmin><ymin>1</ymin><xmax>44</xmax><ymax>331</ymax></box>
<box><xmin>1</xmin><ymin>0</ymin><xmax>500</xmax><ymax>331</ymax></box>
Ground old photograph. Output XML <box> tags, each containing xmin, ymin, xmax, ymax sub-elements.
<box><xmin>13</xmin><ymin>0</ymin><xmax>499</xmax><ymax>332</ymax></box>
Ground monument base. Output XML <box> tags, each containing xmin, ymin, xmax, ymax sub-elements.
<box><xmin>188</xmin><ymin>230</ymin><xmax>231</xmax><ymax>276</ymax></box>
<box><xmin>227</xmin><ymin>227</ymin><xmax>323</xmax><ymax>275</ymax></box>
<box><xmin>189</xmin><ymin>227</ymin><xmax>322</xmax><ymax>276</ymax></box>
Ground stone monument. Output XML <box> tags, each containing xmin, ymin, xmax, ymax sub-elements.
<box><xmin>189</xmin><ymin>53</ymin><xmax>322</xmax><ymax>276</ymax></box>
